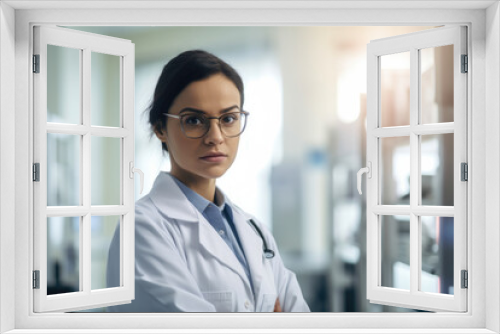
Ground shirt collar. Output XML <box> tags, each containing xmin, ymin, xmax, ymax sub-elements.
<box><xmin>170</xmin><ymin>174</ymin><xmax>229</xmax><ymax>216</ymax></box>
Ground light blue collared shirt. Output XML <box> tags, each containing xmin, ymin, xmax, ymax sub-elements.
<box><xmin>170</xmin><ymin>175</ymin><xmax>253</xmax><ymax>294</ymax></box>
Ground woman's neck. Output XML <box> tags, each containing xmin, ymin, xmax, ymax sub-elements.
<box><xmin>170</xmin><ymin>170</ymin><xmax>216</xmax><ymax>203</ymax></box>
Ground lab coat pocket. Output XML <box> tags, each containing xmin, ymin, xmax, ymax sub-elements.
<box><xmin>261</xmin><ymin>293</ymin><xmax>277</xmax><ymax>312</ymax></box>
<box><xmin>202</xmin><ymin>291</ymin><xmax>233</xmax><ymax>312</ymax></box>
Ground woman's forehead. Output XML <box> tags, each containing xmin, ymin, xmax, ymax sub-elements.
<box><xmin>172</xmin><ymin>75</ymin><xmax>241</xmax><ymax>111</ymax></box>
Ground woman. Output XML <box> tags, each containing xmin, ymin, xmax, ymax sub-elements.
<box><xmin>107</xmin><ymin>50</ymin><xmax>310</xmax><ymax>312</ymax></box>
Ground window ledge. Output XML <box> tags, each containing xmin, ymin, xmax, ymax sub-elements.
<box><xmin>4</xmin><ymin>329</ymin><xmax>498</xmax><ymax>334</ymax></box>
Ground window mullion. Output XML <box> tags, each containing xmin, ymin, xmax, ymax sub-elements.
<box><xmin>410</xmin><ymin>47</ymin><xmax>419</xmax><ymax>295</ymax></box>
<box><xmin>82</xmin><ymin>47</ymin><xmax>91</xmax><ymax>295</ymax></box>
<box><xmin>46</xmin><ymin>124</ymin><xmax>131</xmax><ymax>138</ymax></box>
<box><xmin>372</xmin><ymin>205</ymin><xmax>411</xmax><ymax>215</ymax></box>
<box><xmin>46</xmin><ymin>123</ymin><xmax>87</xmax><ymax>135</ymax></box>
<box><xmin>412</xmin><ymin>206</ymin><xmax>455</xmax><ymax>216</ymax></box>
<box><xmin>413</xmin><ymin>123</ymin><xmax>454</xmax><ymax>135</ymax></box>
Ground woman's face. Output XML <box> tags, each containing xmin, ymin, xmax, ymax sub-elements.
<box><xmin>155</xmin><ymin>73</ymin><xmax>242</xmax><ymax>182</ymax></box>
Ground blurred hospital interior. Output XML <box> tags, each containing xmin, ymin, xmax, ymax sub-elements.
<box><xmin>46</xmin><ymin>25</ymin><xmax>455</xmax><ymax>312</ymax></box>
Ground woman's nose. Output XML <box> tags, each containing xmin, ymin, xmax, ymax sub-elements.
<box><xmin>203</xmin><ymin>119</ymin><xmax>224</xmax><ymax>145</ymax></box>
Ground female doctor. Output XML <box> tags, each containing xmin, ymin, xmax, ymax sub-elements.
<box><xmin>107</xmin><ymin>50</ymin><xmax>310</xmax><ymax>312</ymax></box>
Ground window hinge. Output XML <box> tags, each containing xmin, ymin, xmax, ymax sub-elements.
<box><xmin>461</xmin><ymin>270</ymin><xmax>468</xmax><ymax>289</ymax></box>
<box><xmin>33</xmin><ymin>270</ymin><xmax>40</xmax><ymax>289</ymax></box>
<box><xmin>461</xmin><ymin>162</ymin><xmax>468</xmax><ymax>181</ymax></box>
<box><xmin>33</xmin><ymin>54</ymin><xmax>40</xmax><ymax>73</ymax></box>
<box><xmin>461</xmin><ymin>54</ymin><xmax>468</xmax><ymax>73</ymax></box>
<box><xmin>33</xmin><ymin>163</ymin><xmax>40</xmax><ymax>182</ymax></box>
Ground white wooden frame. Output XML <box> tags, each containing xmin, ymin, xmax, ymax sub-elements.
<box><xmin>1</xmin><ymin>1</ymin><xmax>499</xmax><ymax>333</ymax></box>
<box><xmin>366</xmin><ymin>26</ymin><xmax>467</xmax><ymax>312</ymax></box>
<box><xmin>32</xmin><ymin>26</ymin><xmax>135</xmax><ymax>312</ymax></box>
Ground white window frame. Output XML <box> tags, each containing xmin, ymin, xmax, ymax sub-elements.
<box><xmin>365</xmin><ymin>26</ymin><xmax>467</xmax><ymax>312</ymax></box>
<box><xmin>1</xmin><ymin>1</ymin><xmax>499</xmax><ymax>333</ymax></box>
<box><xmin>32</xmin><ymin>25</ymin><xmax>136</xmax><ymax>312</ymax></box>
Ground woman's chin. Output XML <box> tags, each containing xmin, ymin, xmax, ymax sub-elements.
<box><xmin>205</xmin><ymin>170</ymin><xmax>227</xmax><ymax>179</ymax></box>
<box><xmin>198</xmin><ymin>166</ymin><xmax>228</xmax><ymax>179</ymax></box>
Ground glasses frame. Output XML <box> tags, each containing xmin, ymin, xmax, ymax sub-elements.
<box><xmin>162</xmin><ymin>111</ymin><xmax>250</xmax><ymax>139</ymax></box>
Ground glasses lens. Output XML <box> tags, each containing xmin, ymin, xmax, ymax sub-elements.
<box><xmin>221</xmin><ymin>112</ymin><xmax>247</xmax><ymax>137</ymax></box>
<box><xmin>180</xmin><ymin>113</ymin><xmax>209</xmax><ymax>138</ymax></box>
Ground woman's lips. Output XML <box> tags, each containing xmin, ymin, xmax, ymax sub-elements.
<box><xmin>199</xmin><ymin>155</ymin><xmax>227</xmax><ymax>163</ymax></box>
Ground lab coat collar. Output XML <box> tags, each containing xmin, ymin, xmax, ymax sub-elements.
<box><xmin>148</xmin><ymin>171</ymin><xmax>200</xmax><ymax>223</ymax></box>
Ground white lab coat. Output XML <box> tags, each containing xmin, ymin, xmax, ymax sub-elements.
<box><xmin>107</xmin><ymin>172</ymin><xmax>310</xmax><ymax>312</ymax></box>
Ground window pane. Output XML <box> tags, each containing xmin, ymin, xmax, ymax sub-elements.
<box><xmin>381</xmin><ymin>215</ymin><xmax>410</xmax><ymax>290</ymax></box>
<box><xmin>421</xmin><ymin>216</ymin><xmax>454</xmax><ymax>295</ymax></box>
<box><xmin>91</xmin><ymin>215</ymin><xmax>120</xmax><ymax>290</ymax></box>
<box><xmin>421</xmin><ymin>133</ymin><xmax>454</xmax><ymax>206</ymax></box>
<box><xmin>47</xmin><ymin>133</ymin><xmax>80</xmax><ymax>206</ymax></box>
<box><xmin>420</xmin><ymin>45</ymin><xmax>454</xmax><ymax>124</ymax></box>
<box><xmin>380</xmin><ymin>52</ymin><xmax>410</xmax><ymax>127</ymax></box>
<box><xmin>47</xmin><ymin>216</ymin><xmax>80</xmax><ymax>295</ymax></box>
<box><xmin>47</xmin><ymin>45</ymin><xmax>81</xmax><ymax>124</ymax></box>
<box><xmin>91</xmin><ymin>136</ymin><xmax>121</xmax><ymax>205</ymax></box>
<box><xmin>380</xmin><ymin>136</ymin><xmax>410</xmax><ymax>205</ymax></box>
<box><xmin>91</xmin><ymin>52</ymin><xmax>120</xmax><ymax>127</ymax></box>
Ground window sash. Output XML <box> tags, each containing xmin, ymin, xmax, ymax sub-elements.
<box><xmin>366</xmin><ymin>26</ymin><xmax>467</xmax><ymax>312</ymax></box>
<box><xmin>32</xmin><ymin>25</ymin><xmax>136</xmax><ymax>313</ymax></box>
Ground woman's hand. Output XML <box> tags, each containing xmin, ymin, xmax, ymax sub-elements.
<box><xmin>274</xmin><ymin>298</ymin><xmax>282</xmax><ymax>312</ymax></box>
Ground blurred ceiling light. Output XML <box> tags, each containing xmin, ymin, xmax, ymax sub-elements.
<box><xmin>336</xmin><ymin>63</ymin><xmax>364</xmax><ymax>124</ymax></box>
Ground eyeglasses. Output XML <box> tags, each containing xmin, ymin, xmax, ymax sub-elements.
<box><xmin>163</xmin><ymin>111</ymin><xmax>249</xmax><ymax>139</ymax></box>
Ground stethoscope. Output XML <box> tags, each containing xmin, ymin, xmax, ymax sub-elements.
<box><xmin>247</xmin><ymin>219</ymin><xmax>275</xmax><ymax>259</ymax></box>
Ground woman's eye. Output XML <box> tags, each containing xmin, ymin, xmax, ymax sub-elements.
<box><xmin>184</xmin><ymin>115</ymin><xmax>205</xmax><ymax>126</ymax></box>
<box><xmin>222</xmin><ymin>114</ymin><xmax>238</xmax><ymax>124</ymax></box>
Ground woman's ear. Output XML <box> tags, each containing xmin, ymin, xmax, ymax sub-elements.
<box><xmin>154</xmin><ymin>125</ymin><xmax>168</xmax><ymax>145</ymax></box>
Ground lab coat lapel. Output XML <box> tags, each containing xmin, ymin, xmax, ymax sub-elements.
<box><xmin>230</xmin><ymin>204</ymin><xmax>264</xmax><ymax>301</ymax></box>
<box><xmin>196</xmin><ymin>213</ymin><xmax>252</xmax><ymax>288</ymax></box>
<box><xmin>148</xmin><ymin>172</ymin><xmax>199</xmax><ymax>223</ymax></box>
<box><xmin>150</xmin><ymin>173</ymin><xmax>252</xmax><ymax>289</ymax></box>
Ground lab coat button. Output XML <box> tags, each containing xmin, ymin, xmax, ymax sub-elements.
<box><xmin>219</xmin><ymin>230</ymin><xmax>225</xmax><ymax>236</ymax></box>
<box><xmin>244</xmin><ymin>300</ymin><xmax>251</xmax><ymax>309</ymax></box>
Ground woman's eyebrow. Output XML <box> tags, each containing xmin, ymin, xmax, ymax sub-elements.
<box><xmin>179</xmin><ymin>105</ymin><xmax>240</xmax><ymax>114</ymax></box>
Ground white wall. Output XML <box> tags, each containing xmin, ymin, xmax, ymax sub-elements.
<box><xmin>486</xmin><ymin>2</ymin><xmax>500</xmax><ymax>333</ymax></box>
<box><xmin>0</xmin><ymin>2</ymin><xmax>16</xmax><ymax>333</ymax></box>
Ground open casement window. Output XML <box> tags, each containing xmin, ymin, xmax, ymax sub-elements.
<box><xmin>361</xmin><ymin>26</ymin><xmax>467</xmax><ymax>312</ymax></box>
<box><xmin>33</xmin><ymin>26</ymin><xmax>139</xmax><ymax>312</ymax></box>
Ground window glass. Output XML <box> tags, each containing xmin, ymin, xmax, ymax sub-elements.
<box><xmin>381</xmin><ymin>215</ymin><xmax>410</xmax><ymax>290</ymax></box>
<box><xmin>421</xmin><ymin>134</ymin><xmax>454</xmax><ymax>206</ymax></box>
<box><xmin>381</xmin><ymin>136</ymin><xmax>410</xmax><ymax>205</ymax></box>
<box><xmin>91</xmin><ymin>52</ymin><xmax>121</xmax><ymax>127</ymax></box>
<box><xmin>47</xmin><ymin>133</ymin><xmax>81</xmax><ymax>206</ymax></box>
<box><xmin>91</xmin><ymin>136</ymin><xmax>121</xmax><ymax>205</ymax></box>
<box><xmin>47</xmin><ymin>45</ymin><xmax>81</xmax><ymax>124</ymax></box>
<box><xmin>91</xmin><ymin>215</ymin><xmax>120</xmax><ymax>290</ymax></box>
<box><xmin>420</xmin><ymin>216</ymin><xmax>454</xmax><ymax>295</ymax></box>
<box><xmin>380</xmin><ymin>52</ymin><xmax>410</xmax><ymax>127</ymax></box>
<box><xmin>420</xmin><ymin>45</ymin><xmax>454</xmax><ymax>124</ymax></box>
<box><xmin>47</xmin><ymin>216</ymin><xmax>80</xmax><ymax>295</ymax></box>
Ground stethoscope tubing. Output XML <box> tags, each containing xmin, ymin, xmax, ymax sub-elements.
<box><xmin>248</xmin><ymin>219</ymin><xmax>275</xmax><ymax>259</ymax></box>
